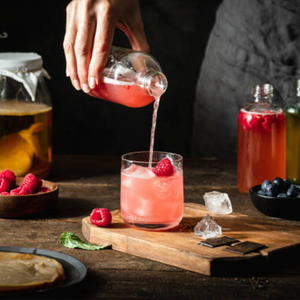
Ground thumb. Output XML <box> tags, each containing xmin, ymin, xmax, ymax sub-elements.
<box><xmin>117</xmin><ymin>19</ymin><xmax>150</xmax><ymax>53</ymax></box>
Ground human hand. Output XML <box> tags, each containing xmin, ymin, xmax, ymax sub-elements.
<box><xmin>63</xmin><ymin>0</ymin><xmax>149</xmax><ymax>93</ymax></box>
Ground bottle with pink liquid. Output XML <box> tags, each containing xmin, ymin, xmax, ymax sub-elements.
<box><xmin>237</xmin><ymin>84</ymin><xmax>286</xmax><ymax>193</ymax></box>
<box><xmin>88</xmin><ymin>47</ymin><xmax>168</xmax><ymax>107</ymax></box>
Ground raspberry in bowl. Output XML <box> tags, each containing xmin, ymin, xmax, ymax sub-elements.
<box><xmin>0</xmin><ymin>170</ymin><xmax>58</xmax><ymax>218</ymax></box>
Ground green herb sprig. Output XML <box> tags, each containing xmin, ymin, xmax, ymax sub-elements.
<box><xmin>60</xmin><ymin>232</ymin><xmax>111</xmax><ymax>250</ymax></box>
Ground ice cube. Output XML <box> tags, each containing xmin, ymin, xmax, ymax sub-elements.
<box><xmin>203</xmin><ymin>191</ymin><xmax>233</xmax><ymax>215</ymax></box>
<box><xmin>123</xmin><ymin>164</ymin><xmax>155</xmax><ymax>179</ymax></box>
<box><xmin>194</xmin><ymin>214</ymin><xmax>222</xmax><ymax>239</ymax></box>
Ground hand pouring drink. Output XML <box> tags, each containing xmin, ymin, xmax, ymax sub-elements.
<box><xmin>110</xmin><ymin>47</ymin><xmax>184</xmax><ymax>230</ymax></box>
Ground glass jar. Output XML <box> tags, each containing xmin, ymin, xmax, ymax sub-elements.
<box><xmin>0</xmin><ymin>52</ymin><xmax>52</xmax><ymax>178</ymax></box>
<box><xmin>237</xmin><ymin>84</ymin><xmax>286</xmax><ymax>193</ymax></box>
<box><xmin>88</xmin><ymin>46</ymin><xmax>168</xmax><ymax>107</ymax></box>
<box><xmin>285</xmin><ymin>79</ymin><xmax>300</xmax><ymax>184</ymax></box>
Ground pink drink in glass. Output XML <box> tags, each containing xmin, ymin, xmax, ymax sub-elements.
<box><xmin>121</xmin><ymin>151</ymin><xmax>184</xmax><ymax>230</ymax></box>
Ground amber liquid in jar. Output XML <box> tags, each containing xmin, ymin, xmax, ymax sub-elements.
<box><xmin>0</xmin><ymin>100</ymin><xmax>52</xmax><ymax>178</ymax></box>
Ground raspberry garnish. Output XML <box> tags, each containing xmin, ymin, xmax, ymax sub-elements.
<box><xmin>0</xmin><ymin>177</ymin><xmax>10</xmax><ymax>193</ymax></box>
<box><xmin>152</xmin><ymin>158</ymin><xmax>175</xmax><ymax>176</ymax></box>
<box><xmin>22</xmin><ymin>173</ymin><xmax>42</xmax><ymax>193</ymax></box>
<box><xmin>90</xmin><ymin>208</ymin><xmax>112</xmax><ymax>227</ymax></box>
<box><xmin>0</xmin><ymin>169</ymin><xmax>16</xmax><ymax>189</ymax></box>
<box><xmin>10</xmin><ymin>185</ymin><xmax>33</xmax><ymax>196</ymax></box>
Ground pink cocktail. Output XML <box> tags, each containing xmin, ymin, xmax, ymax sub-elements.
<box><xmin>120</xmin><ymin>151</ymin><xmax>184</xmax><ymax>231</ymax></box>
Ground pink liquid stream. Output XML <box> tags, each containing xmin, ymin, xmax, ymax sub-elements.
<box><xmin>148</xmin><ymin>96</ymin><xmax>160</xmax><ymax>167</ymax></box>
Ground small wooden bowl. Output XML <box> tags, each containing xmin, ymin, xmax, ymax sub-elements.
<box><xmin>0</xmin><ymin>177</ymin><xmax>59</xmax><ymax>218</ymax></box>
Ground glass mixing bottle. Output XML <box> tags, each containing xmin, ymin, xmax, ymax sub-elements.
<box><xmin>88</xmin><ymin>46</ymin><xmax>168</xmax><ymax>107</ymax></box>
<box><xmin>237</xmin><ymin>84</ymin><xmax>286</xmax><ymax>193</ymax></box>
<box><xmin>0</xmin><ymin>52</ymin><xmax>52</xmax><ymax>178</ymax></box>
<box><xmin>285</xmin><ymin>79</ymin><xmax>300</xmax><ymax>184</ymax></box>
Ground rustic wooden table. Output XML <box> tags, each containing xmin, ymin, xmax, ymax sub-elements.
<box><xmin>2</xmin><ymin>155</ymin><xmax>300</xmax><ymax>300</ymax></box>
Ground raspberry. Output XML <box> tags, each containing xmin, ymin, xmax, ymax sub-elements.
<box><xmin>90</xmin><ymin>208</ymin><xmax>112</xmax><ymax>227</ymax></box>
<box><xmin>152</xmin><ymin>158</ymin><xmax>175</xmax><ymax>176</ymax></box>
<box><xmin>261</xmin><ymin>115</ymin><xmax>275</xmax><ymax>131</ymax></box>
<box><xmin>37</xmin><ymin>188</ymin><xmax>50</xmax><ymax>193</ymax></box>
<box><xmin>10</xmin><ymin>185</ymin><xmax>33</xmax><ymax>196</ymax></box>
<box><xmin>0</xmin><ymin>169</ymin><xmax>16</xmax><ymax>189</ymax></box>
<box><xmin>242</xmin><ymin>113</ymin><xmax>262</xmax><ymax>131</ymax></box>
<box><xmin>0</xmin><ymin>191</ymin><xmax>9</xmax><ymax>196</ymax></box>
<box><xmin>22</xmin><ymin>173</ymin><xmax>42</xmax><ymax>193</ymax></box>
<box><xmin>0</xmin><ymin>177</ymin><xmax>10</xmax><ymax>193</ymax></box>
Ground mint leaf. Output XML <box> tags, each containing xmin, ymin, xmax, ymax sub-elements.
<box><xmin>60</xmin><ymin>232</ymin><xmax>110</xmax><ymax>250</ymax></box>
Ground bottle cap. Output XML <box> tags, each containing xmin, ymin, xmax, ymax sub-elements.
<box><xmin>0</xmin><ymin>52</ymin><xmax>43</xmax><ymax>71</ymax></box>
<box><xmin>0</xmin><ymin>53</ymin><xmax>49</xmax><ymax>100</ymax></box>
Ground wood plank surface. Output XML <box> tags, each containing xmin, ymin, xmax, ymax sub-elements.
<box><xmin>82</xmin><ymin>202</ymin><xmax>300</xmax><ymax>276</ymax></box>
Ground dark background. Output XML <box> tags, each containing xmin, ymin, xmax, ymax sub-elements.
<box><xmin>0</xmin><ymin>0</ymin><xmax>222</xmax><ymax>157</ymax></box>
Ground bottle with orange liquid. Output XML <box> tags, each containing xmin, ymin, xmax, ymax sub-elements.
<box><xmin>88</xmin><ymin>47</ymin><xmax>168</xmax><ymax>107</ymax></box>
<box><xmin>237</xmin><ymin>84</ymin><xmax>286</xmax><ymax>193</ymax></box>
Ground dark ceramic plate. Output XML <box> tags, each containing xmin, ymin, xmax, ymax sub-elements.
<box><xmin>249</xmin><ymin>185</ymin><xmax>300</xmax><ymax>219</ymax></box>
<box><xmin>0</xmin><ymin>247</ymin><xmax>87</xmax><ymax>295</ymax></box>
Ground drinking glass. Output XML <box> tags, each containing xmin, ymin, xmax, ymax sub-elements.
<box><xmin>120</xmin><ymin>151</ymin><xmax>184</xmax><ymax>231</ymax></box>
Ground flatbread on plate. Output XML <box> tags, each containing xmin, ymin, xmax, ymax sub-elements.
<box><xmin>0</xmin><ymin>251</ymin><xmax>65</xmax><ymax>292</ymax></box>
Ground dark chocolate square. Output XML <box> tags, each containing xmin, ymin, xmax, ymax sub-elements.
<box><xmin>199</xmin><ymin>236</ymin><xmax>239</xmax><ymax>248</ymax></box>
<box><xmin>223</xmin><ymin>241</ymin><xmax>266</xmax><ymax>255</ymax></box>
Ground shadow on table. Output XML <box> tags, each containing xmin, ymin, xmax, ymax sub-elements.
<box><xmin>17</xmin><ymin>196</ymin><xmax>110</xmax><ymax>220</ymax></box>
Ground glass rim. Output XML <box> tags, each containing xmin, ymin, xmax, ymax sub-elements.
<box><xmin>121</xmin><ymin>151</ymin><xmax>183</xmax><ymax>164</ymax></box>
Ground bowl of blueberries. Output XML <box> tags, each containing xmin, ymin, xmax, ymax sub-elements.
<box><xmin>249</xmin><ymin>177</ymin><xmax>300</xmax><ymax>219</ymax></box>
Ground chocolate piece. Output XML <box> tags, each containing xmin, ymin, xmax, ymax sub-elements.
<box><xmin>199</xmin><ymin>236</ymin><xmax>239</xmax><ymax>248</ymax></box>
<box><xmin>224</xmin><ymin>241</ymin><xmax>266</xmax><ymax>255</ymax></box>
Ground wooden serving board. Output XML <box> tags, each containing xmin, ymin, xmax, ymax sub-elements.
<box><xmin>82</xmin><ymin>203</ymin><xmax>300</xmax><ymax>276</ymax></box>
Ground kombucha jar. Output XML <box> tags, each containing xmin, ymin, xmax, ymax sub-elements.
<box><xmin>0</xmin><ymin>52</ymin><xmax>52</xmax><ymax>178</ymax></box>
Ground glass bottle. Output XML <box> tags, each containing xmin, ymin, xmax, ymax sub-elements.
<box><xmin>285</xmin><ymin>79</ymin><xmax>300</xmax><ymax>184</ymax></box>
<box><xmin>237</xmin><ymin>84</ymin><xmax>286</xmax><ymax>193</ymax></box>
<box><xmin>88</xmin><ymin>46</ymin><xmax>168</xmax><ymax>107</ymax></box>
<box><xmin>0</xmin><ymin>52</ymin><xmax>52</xmax><ymax>178</ymax></box>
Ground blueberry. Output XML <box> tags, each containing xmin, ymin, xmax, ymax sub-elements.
<box><xmin>282</xmin><ymin>179</ymin><xmax>291</xmax><ymax>191</ymax></box>
<box><xmin>272</xmin><ymin>177</ymin><xmax>283</xmax><ymax>188</ymax></box>
<box><xmin>265</xmin><ymin>183</ymin><xmax>273</xmax><ymax>192</ymax></box>
<box><xmin>261</xmin><ymin>180</ymin><xmax>271</xmax><ymax>191</ymax></box>
<box><xmin>287</xmin><ymin>184</ymin><xmax>296</xmax><ymax>197</ymax></box>
<box><xmin>257</xmin><ymin>189</ymin><xmax>266</xmax><ymax>196</ymax></box>
<box><xmin>277</xmin><ymin>193</ymin><xmax>287</xmax><ymax>198</ymax></box>
<box><xmin>265</xmin><ymin>184</ymin><xmax>279</xmax><ymax>197</ymax></box>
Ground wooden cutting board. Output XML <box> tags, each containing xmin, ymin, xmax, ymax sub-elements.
<box><xmin>82</xmin><ymin>203</ymin><xmax>300</xmax><ymax>276</ymax></box>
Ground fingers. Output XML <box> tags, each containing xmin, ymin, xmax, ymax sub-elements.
<box><xmin>74</xmin><ymin>4</ymin><xmax>96</xmax><ymax>93</ymax></box>
<box><xmin>88</xmin><ymin>4</ymin><xmax>116</xmax><ymax>88</ymax></box>
<box><xmin>63</xmin><ymin>0</ymin><xmax>150</xmax><ymax>93</ymax></box>
<box><xmin>63</xmin><ymin>2</ymin><xmax>81</xmax><ymax>90</ymax></box>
